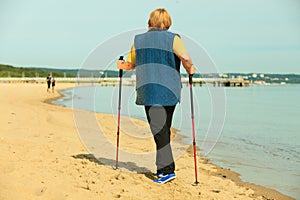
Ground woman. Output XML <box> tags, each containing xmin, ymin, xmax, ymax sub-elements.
<box><xmin>46</xmin><ymin>74</ymin><xmax>51</xmax><ymax>92</ymax></box>
<box><xmin>51</xmin><ymin>77</ymin><xmax>56</xmax><ymax>93</ymax></box>
<box><xmin>117</xmin><ymin>8</ymin><xmax>195</xmax><ymax>184</ymax></box>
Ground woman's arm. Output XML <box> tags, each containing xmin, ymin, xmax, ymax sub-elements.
<box><xmin>179</xmin><ymin>53</ymin><xmax>195</xmax><ymax>75</ymax></box>
<box><xmin>173</xmin><ymin>36</ymin><xmax>195</xmax><ymax>74</ymax></box>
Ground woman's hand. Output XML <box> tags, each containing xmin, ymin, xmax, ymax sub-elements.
<box><xmin>117</xmin><ymin>60</ymin><xmax>135</xmax><ymax>70</ymax></box>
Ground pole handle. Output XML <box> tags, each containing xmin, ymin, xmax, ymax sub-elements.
<box><xmin>189</xmin><ymin>74</ymin><xmax>193</xmax><ymax>85</ymax></box>
<box><xmin>118</xmin><ymin>56</ymin><xmax>124</xmax><ymax>78</ymax></box>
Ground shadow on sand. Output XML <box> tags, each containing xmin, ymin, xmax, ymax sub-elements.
<box><xmin>72</xmin><ymin>153</ymin><xmax>155</xmax><ymax>180</ymax></box>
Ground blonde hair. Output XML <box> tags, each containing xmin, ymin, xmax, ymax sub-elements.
<box><xmin>148</xmin><ymin>8</ymin><xmax>172</xmax><ymax>29</ymax></box>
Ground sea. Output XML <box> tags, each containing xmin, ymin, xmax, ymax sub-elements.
<box><xmin>53</xmin><ymin>83</ymin><xmax>300</xmax><ymax>199</ymax></box>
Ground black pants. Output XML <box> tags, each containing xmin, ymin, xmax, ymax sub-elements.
<box><xmin>145</xmin><ymin>105</ymin><xmax>176</xmax><ymax>174</ymax></box>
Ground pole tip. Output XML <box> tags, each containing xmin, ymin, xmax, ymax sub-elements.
<box><xmin>192</xmin><ymin>181</ymin><xmax>199</xmax><ymax>186</ymax></box>
<box><xmin>112</xmin><ymin>165</ymin><xmax>119</xmax><ymax>170</ymax></box>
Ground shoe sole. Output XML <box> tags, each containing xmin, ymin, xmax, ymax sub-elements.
<box><xmin>153</xmin><ymin>175</ymin><xmax>176</xmax><ymax>184</ymax></box>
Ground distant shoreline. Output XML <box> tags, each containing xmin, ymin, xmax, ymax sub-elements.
<box><xmin>1</xmin><ymin>64</ymin><xmax>300</xmax><ymax>85</ymax></box>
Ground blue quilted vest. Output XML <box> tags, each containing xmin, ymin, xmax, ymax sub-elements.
<box><xmin>134</xmin><ymin>29</ymin><xmax>181</xmax><ymax>106</ymax></box>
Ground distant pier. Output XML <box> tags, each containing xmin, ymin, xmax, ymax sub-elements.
<box><xmin>0</xmin><ymin>77</ymin><xmax>250</xmax><ymax>87</ymax></box>
<box><xmin>181</xmin><ymin>77</ymin><xmax>250</xmax><ymax>87</ymax></box>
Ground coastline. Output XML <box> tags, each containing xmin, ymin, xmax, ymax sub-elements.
<box><xmin>0</xmin><ymin>83</ymin><xmax>294</xmax><ymax>200</ymax></box>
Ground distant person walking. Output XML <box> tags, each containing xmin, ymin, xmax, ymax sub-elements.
<box><xmin>51</xmin><ymin>77</ymin><xmax>56</xmax><ymax>93</ymax></box>
<box><xmin>46</xmin><ymin>74</ymin><xmax>51</xmax><ymax>92</ymax></box>
<box><xmin>117</xmin><ymin>8</ymin><xmax>195</xmax><ymax>184</ymax></box>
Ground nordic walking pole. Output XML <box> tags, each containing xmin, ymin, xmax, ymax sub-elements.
<box><xmin>189</xmin><ymin>74</ymin><xmax>199</xmax><ymax>184</ymax></box>
<box><xmin>115</xmin><ymin>56</ymin><xmax>124</xmax><ymax>169</ymax></box>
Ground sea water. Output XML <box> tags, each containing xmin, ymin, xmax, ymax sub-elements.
<box><xmin>53</xmin><ymin>84</ymin><xmax>300</xmax><ymax>199</ymax></box>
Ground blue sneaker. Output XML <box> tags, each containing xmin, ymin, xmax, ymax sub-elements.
<box><xmin>153</xmin><ymin>173</ymin><xmax>176</xmax><ymax>184</ymax></box>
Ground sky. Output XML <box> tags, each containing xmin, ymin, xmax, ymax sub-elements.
<box><xmin>0</xmin><ymin>0</ymin><xmax>300</xmax><ymax>73</ymax></box>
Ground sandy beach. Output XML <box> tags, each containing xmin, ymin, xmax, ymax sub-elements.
<box><xmin>0</xmin><ymin>83</ymin><xmax>295</xmax><ymax>200</ymax></box>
